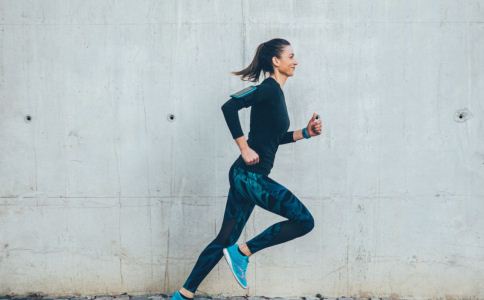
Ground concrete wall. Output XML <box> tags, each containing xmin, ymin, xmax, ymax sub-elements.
<box><xmin>0</xmin><ymin>0</ymin><xmax>483</xmax><ymax>298</ymax></box>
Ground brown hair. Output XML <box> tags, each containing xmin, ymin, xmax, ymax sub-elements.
<box><xmin>231</xmin><ymin>38</ymin><xmax>291</xmax><ymax>82</ymax></box>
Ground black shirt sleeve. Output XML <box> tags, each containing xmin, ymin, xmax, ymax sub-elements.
<box><xmin>279</xmin><ymin>130</ymin><xmax>295</xmax><ymax>145</ymax></box>
<box><xmin>221</xmin><ymin>84</ymin><xmax>270</xmax><ymax>140</ymax></box>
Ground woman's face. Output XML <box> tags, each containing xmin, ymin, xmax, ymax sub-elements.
<box><xmin>272</xmin><ymin>45</ymin><xmax>298</xmax><ymax>77</ymax></box>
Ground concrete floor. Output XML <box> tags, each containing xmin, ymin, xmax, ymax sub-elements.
<box><xmin>0</xmin><ymin>295</ymin><xmax>404</xmax><ymax>300</ymax></box>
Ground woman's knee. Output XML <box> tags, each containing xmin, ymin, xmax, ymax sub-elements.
<box><xmin>212</xmin><ymin>236</ymin><xmax>233</xmax><ymax>248</ymax></box>
<box><xmin>299</xmin><ymin>213</ymin><xmax>315</xmax><ymax>234</ymax></box>
<box><xmin>213</xmin><ymin>227</ymin><xmax>240</xmax><ymax>247</ymax></box>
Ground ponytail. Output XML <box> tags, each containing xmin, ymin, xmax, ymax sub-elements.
<box><xmin>231</xmin><ymin>38</ymin><xmax>291</xmax><ymax>83</ymax></box>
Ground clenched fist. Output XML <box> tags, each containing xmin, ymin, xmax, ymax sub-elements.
<box><xmin>241</xmin><ymin>147</ymin><xmax>260</xmax><ymax>165</ymax></box>
<box><xmin>307</xmin><ymin>112</ymin><xmax>323</xmax><ymax>137</ymax></box>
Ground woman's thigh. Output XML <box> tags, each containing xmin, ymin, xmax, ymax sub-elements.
<box><xmin>231</xmin><ymin>166</ymin><xmax>313</xmax><ymax>223</ymax></box>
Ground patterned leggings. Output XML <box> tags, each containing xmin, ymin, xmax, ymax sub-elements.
<box><xmin>181</xmin><ymin>161</ymin><xmax>315</xmax><ymax>293</ymax></box>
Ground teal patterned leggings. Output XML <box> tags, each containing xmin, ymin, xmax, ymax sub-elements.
<box><xmin>182</xmin><ymin>161</ymin><xmax>315</xmax><ymax>293</ymax></box>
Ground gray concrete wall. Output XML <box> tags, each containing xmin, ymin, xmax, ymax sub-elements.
<box><xmin>0</xmin><ymin>0</ymin><xmax>483</xmax><ymax>299</ymax></box>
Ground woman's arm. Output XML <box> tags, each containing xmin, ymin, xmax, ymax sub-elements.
<box><xmin>292</xmin><ymin>129</ymin><xmax>305</xmax><ymax>141</ymax></box>
<box><xmin>279</xmin><ymin>129</ymin><xmax>304</xmax><ymax>145</ymax></box>
<box><xmin>221</xmin><ymin>84</ymin><xmax>269</xmax><ymax>141</ymax></box>
<box><xmin>220</xmin><ymin>101</ymin><xmax>259</xmax><ymax>165</ymax></box>
<box><xmin>234</xmin><ymin>135</ymin><xmax>250</xmax><ymax>152</ymax></box>
<box><xmin>221</xmin><ymin>97</ymin><xmax>246</xmax><ymax>140</ymax></box>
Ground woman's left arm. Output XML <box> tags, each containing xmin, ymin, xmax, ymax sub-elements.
<box><xmin>279</xmin><ymin>113</ymin><xmax>322</xmax><ymax>145</ymax></box>
<box><xmin>279</xmin><ymin>130</ymin><xmax>304</xmax><ymax>145</ymax></box>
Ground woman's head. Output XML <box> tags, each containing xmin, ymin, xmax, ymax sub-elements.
<box><xmin>231</xmin><ymin>38</ymin><xmax>298</xmax><ymax>82</ymax></box>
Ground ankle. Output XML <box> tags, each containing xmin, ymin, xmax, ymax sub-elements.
<box><xmin>238</xmin><ymin>243</ymin><xmax>252</xmax><ymax>257</ymax></box>
<box><xmin>179</xmin><ymin>287</ymin><xmax>194</xmax><ymax>299</ymax></box>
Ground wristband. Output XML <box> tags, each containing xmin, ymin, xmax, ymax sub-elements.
<box><xmin>302</xmin><ymin>127</ymin><xmax>311</xmax><ymax>139</ymax></box>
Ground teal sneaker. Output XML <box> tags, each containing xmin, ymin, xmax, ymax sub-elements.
<box><xmin>223</xmin><ymin>243</ymin><xmax>249</xmax><ymax>289</ymax></box>
<box><xmin>171</xmin><ymin>290</ymin><xmax>185</xmax><ymax>300</ymax></box>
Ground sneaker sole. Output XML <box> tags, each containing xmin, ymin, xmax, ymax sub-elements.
<box><xmin>223</xmin><ymin>247</ymin><xmax>248</xmax><ymax>289</ymax></box>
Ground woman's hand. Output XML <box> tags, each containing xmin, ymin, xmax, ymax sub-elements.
<box><xmin>241</xmin><ymin>147</ymin><xmax>260</xmax><ymax>165</ymax></box>
<box><xmin>307</xmin><ymin>112</ymin><xmax>323</xmax><ymax>137</ymax></box>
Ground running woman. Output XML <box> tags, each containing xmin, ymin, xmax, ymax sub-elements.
<box><xmin>171</xmin><ymin>38</ymin><xmax>323</xmax><ymax>300</ymax></box>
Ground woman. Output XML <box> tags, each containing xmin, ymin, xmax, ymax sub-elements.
<box><xmin>172</xmin><ymin>38</ymin><xmax>323</xmax><ymax>300</ymax></box>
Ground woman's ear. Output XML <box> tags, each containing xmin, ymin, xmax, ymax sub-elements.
<box><xmin>272</xmin><ymin>56</ymin><xmax>279</xmax><ymax>68</ymax></box>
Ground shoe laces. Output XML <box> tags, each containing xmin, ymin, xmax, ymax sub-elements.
<box><xmin>233</xmin><ymin>245</ymin><xmax>249</xmax><ymax>270</ymax></box>
<box><xmin>239</xmin><ymin>255</ymin><xmax>248</xmax><ymax>270</ymax></box>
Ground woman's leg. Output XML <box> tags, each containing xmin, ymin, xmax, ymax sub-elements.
<box><xmin>181</xmin><ymin>183</ymin><xmax>255</xmax><ymax>294</ymax></box>
<box><xmin>237</xmin><ymin>172</ymin><xmax>315</xmax><ymax>255</ymax></box>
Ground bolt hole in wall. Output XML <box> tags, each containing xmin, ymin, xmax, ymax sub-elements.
<box><xmin>23</xmin><ymin>110</ymin><xmax>471</xmax><ymax>123</ymax></box>
<box><xmin>167</xmin><ymin>113</ymin><xmax>175</xmax><ymax>122</ymax></box>
<box><xmin>454</xmin><ymin>108</ymin><xmax>472</xmax><ymax>123</ymax></box>
<box><xmin>23</xmin><ymin>114</ymin><xmax>176</xmax><ymax>123</ymax></box>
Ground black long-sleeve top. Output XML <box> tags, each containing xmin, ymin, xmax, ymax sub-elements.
<box><xmin>221</xmin><ymin>76</ymin><xmax>295</xmax><ymax>176</ymax></box>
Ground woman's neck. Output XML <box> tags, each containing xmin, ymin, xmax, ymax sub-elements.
<box><xmin>269</xmin><ymin>73</ymin><xmax>288</xmax><ymax>88</ymax></box>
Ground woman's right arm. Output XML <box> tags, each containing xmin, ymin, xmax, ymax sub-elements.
<box><xmin>220</xmin><ymin>99</ymin><xmax>257</xmax><ymax>164</ymax></box>
<box><xmin>221</xmin><ymin>85</ymin><xmax>268</xmax><ymax>164</ymax></box>
<box><xmin>234</xmin><ymin>135</ymin><xmax>250</xmax><ymax>152</ymax></box>
<box><xmin>220</xmin><ymin>96</ymin><xmax>253</xmax><ymax>155</ymax></box>
<box><xmin>220</xmin><ymin>96</ymin><xmax>247</xmax><ymax>142</ymax></box>
<box><xmin>220</xmin><ymin>84</ymin><xmax>267</xmax><ymax>141</ymax></box>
